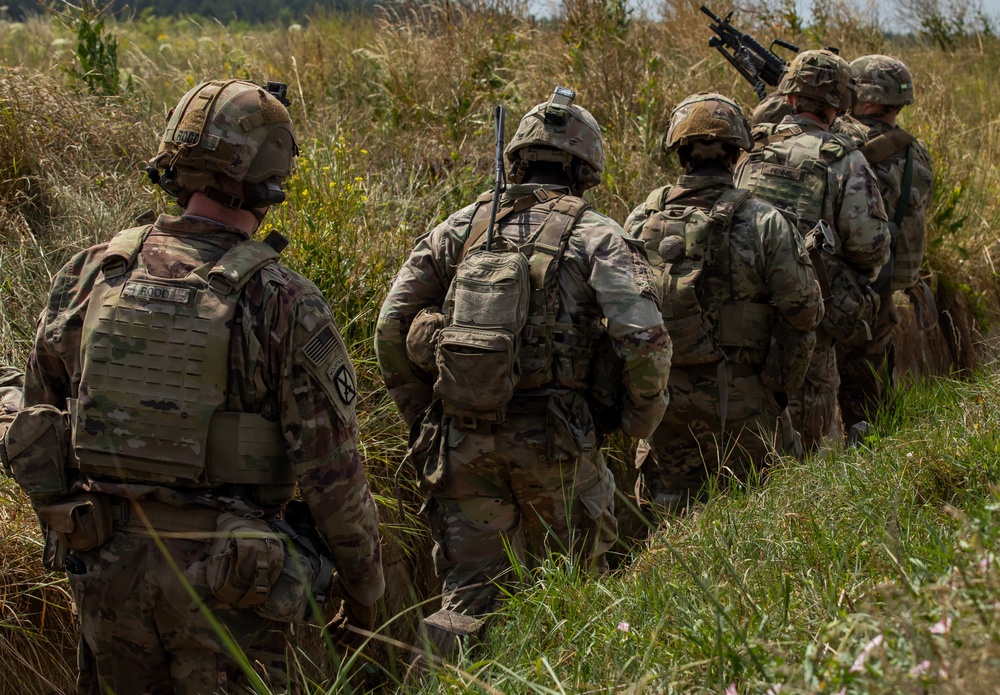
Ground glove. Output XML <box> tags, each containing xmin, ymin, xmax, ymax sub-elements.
<box><xmin>323</xmin><ymin>582</ymin><xmax>377</xmax><ymax>652</ymax></box>
<box><xmin>405</xmin><ymin>309</ymin><xmax>445</xmax><ymax>375</ymax></box>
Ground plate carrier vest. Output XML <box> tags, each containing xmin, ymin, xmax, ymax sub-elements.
<box><xmin>70</xmin><ymin>225</ymin><xmax>295</xmax><ymax>496</ymax></box>
<box><xmin>636</xmin><ymin>186</ymin><xmax>774</xmax><ymax>367</ymax></box>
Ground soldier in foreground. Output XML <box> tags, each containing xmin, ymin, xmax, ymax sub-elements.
<box><xmin>3</xmin><ymin>79</ymin><xmax>383</xmax><ymax>693</ymax></box>
<box><xmin>376</xmin><ymin>89</ymin><xmax>671</xmax><ymax>658</ymax></box>
<box><xmin>837</xmin><ymin>56</ymin><xmax>935</xmax><ymax>435</ymax></box>
<box><xmin>735</xmin><ymin>50</ymin><xmax>890</xmax><ymax>452</ymax></box>
<box><xmin>624</xmin><ymin>93</ymin><xmax>823</xmax><ymax>512</ymax></box>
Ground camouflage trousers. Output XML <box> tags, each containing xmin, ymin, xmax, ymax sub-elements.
<box><xmin>788</xmin><ymin>332</ymin><xmax>843</xmax><ymax>453</ymax></box>
<box><xmin>424</xmin><ymin>392</ymin><xmax>616</xmax><ymax>617</ymax></box>
<box><xmin>636</xmin><ymin>361</ymin><xmax>790</xmax><ymax>509</ymax></box>
<box><xmin>69</xmin><ymin>529</ymin><xmax>296</xmax><ymax>695</ymax></box>
<box><xmin>837</xmin><ymin>296</ymin><xmax>899</xmax><ymax>431</ymax></box>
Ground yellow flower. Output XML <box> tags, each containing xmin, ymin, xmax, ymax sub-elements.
<box><xmin>354</xmin><ymin>176</ymin><xmax>363</xmax><ymax>182</ymax></box>
<box><xmin>361</xmin><ymin>149</ymin><xmax>369</xmax><ymax>155</ymax></box>
<box><xmin>361</xmin><ymin>195</ymin><xmax>368</xmax><ymax>202</ymax></box>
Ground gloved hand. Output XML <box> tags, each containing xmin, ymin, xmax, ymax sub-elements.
<box><xmin>323</xmin><ymin>581</ymin><xmax>377</xmax><ymax>652</ymax></box>
<box><xmin>405</xmin><ymin>309</ymin><xmax>445</xmax><ymax>375</ymax></box>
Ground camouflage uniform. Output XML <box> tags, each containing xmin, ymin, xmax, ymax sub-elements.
<box><xmin>624</xmin><ymin>93</ymin><xmax>823</xmax><ymax>507</ymax></box>
<box><xmin>377</xmin><ymin>93</ymin><xmax>670</xmax><ymax>621</ymax></box>
<box><xmin>0</xmin><ymin>365</ymin><xmax>22</xmax><ymax>416</ymax></box>
<box><xmin>734</xmin><ymin>52</ymin><xmax>890</xmax><ymax>450</ymax></box>
<box><xmin>836</xmin><ymin>56</ymin><xmax>935</xmax><ymax>430</ymax></box>
<box><xmin>17</xmin><ymin>81</ymin><xmax>384</xmax><ymax>694</ymax></box>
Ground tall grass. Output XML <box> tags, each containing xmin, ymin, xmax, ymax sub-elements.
<box><xmin>0</xmin><ymin>2</ymin><xmax>999</xmax><ymax>691</ymax></box>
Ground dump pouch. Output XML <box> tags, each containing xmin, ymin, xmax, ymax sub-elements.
<box><xmin>206</xmin><ymin>513</ymin><xmax>284</xmax><ymax>608</ymax></box>
<box><xmin>821</xmin><ymin>260</ymin><xmax>879</xmax><ymax>348</ymax></box>
<box><xmin>805</xmin><ymin>221</ymin><xmax>878</xmax><ymax>348</ymax></box>
<box><xmin>35</xmin><ymin>493</ymin><xmax>114</xmax><ymax>552</ymax></box>
<box><xmin>4</xmin><ymin>405</ymin><xmax>71</xmax><ymax>503</ymax></box>
<box><xmin>405</xmin><ymin>401</ymin><xmax>448</xmax><ymax>493</ymax></box>
<box><xmin>257</xmin><ymin>501</ymin><xmax>334</xmax><ymax>624</ymax></box>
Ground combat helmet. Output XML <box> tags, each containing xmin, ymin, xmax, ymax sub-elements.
<box><xmin>779</xmin><ymin>49</ymin><xmax>854</xmax><ymax>111</ymax></box>
<box><xmin>505</xmin><ymin>87</ymin><xmax>604</xmax><ymax>191</ymax></box>
<box><xmin>148</xmin><ymin>80</ymin><xmax>298</xmax><ymax>209</ymax></box>
<box><xmin>662</xmin><ymin>92</ymin><xmax>753</xmax><ymax>155</ymax></box>
<box><xmin>851</xmin><ymin>55</ymin><xmax>915</xmax><ymax>106</ymax></box>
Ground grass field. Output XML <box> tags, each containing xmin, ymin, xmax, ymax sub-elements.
<box><xmin>1</xmin><ymin>1</ymin><xmax>999</xmax><ymax>692</ymax></box>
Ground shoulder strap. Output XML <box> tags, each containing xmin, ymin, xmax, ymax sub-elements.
<box><xmin>100</xmin><ymin>225</ymin><xmax>154</xmax><ymax>278</ymax></box>
<box><xmin>459</xmin><ymin>189</ymin><xmax>565</xmax><ymax>263</ymax></box>
<box><xmin>643</xmin><ymin>185</ymin><xmax>672</xmax><ymax>214</ymax></box>
<box><xmin>859</xmin><ymin>127</ymin><xmax>916</xmax><ymax>165</ymax></box>
<box><xmin>528</xmin><ymin>196</ymin><xmax>589</xmax><ymax>290</ymax></box>
<box><xmin>207</xmin><ymin>239</ymin><xmax>281</xmax><ymax>294</ymax></box>
<box><xmin>894</xmin><ymin>143</ymin><xmax>915</xmax><ymax>229</ymax></box>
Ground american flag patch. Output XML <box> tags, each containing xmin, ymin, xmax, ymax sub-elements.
<box><xmin>303</xmin><ymin>326</ymin><xmax>337</xmax><ymax>365</ymax></box>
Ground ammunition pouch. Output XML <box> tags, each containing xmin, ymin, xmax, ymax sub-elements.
<box><xmin>4</xmin><ymin>405</ymin><xmax>71</xmax><ymax>503</ymax></box>
<box><xmin>761</xmin><ymin>318</ymin><xmax>818</xmax><ymax>394</ymax></box>
<box><xmin>35</xmin><ymin>493</ymin><xmax>114</xmax><ymax>552</ymax></box>
<box><xmin>206</xmin><ymin>513</ymin><xmax>284</xmax><ymax>609</ymax></box>
<box><xmin>257</xmin><ymin>500</ymin><xmax>335</xmax><ymax>624</ymax></box>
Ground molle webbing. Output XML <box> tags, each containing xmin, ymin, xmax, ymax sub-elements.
<box><xmin>74</xmin><ymin>228</ymin><xmax>292</xmax><ymax>488</ymax></box>
<box><xmin>462</xmin><ymin>190</ymin><xmax>593</xmax><ymax>389</ymax></box>
<box><xmin>739</xmin><ymin>131</ymin><xmax>853</xmax><ymax>235</ymax></box>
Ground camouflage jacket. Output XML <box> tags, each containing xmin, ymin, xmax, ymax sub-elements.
<box><xmin>735</xmin><ymin>114</ymin><xmax>891</xmax><ymax>279</ymax></box>
<box><xmin>23</xmin><ymin>215</ymin><xmax>385</xmax><ymax>606</ymax></box>
<box><xmin>375</xmin><ymin>183</ymin><xmax>672</xmax><ymax>438</ymax></box>
<box><xmin>623</xmin><ymin>174</ymin><xmax>823</xmax><ymax>363</ymax></box>
<box><xmin>845</xmin><ymin>117</ymin><xmax>934</xmax><ymax>291</ymax></box>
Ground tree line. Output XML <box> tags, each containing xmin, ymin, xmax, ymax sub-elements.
<box><xmin>3</xmin><ymin>0</ymin><xmax>377</xmax><ymax>23</ymax></box>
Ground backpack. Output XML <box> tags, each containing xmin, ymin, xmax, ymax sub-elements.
<box><xmin>434</xmin><ymin>190</ymin><xmax>589</xmax><ymax>427</ymax></box>
<box><xmin>634</xmin><ymin>186</ymin><xmax>767</xmax><ymax>367</ymax></box>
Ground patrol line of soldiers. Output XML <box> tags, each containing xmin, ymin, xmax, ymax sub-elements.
<box><xmin>0</xmin><ymin>48</ymin><xmax>931</xmax><ymax>693</ymax></box>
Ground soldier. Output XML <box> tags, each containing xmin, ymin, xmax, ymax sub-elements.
<box><xmin>4</xmin><ymin>80</ymin><xmax>384</xmax><ymax>693</ymax></box>
<box><xmin>734</xmin><ymin>50</ymin><xmax>891</xmax><ymax>452</ymax></box>
<box><xmin>375</xmin><ymin>88</ymin><xmax>671</xmax><ymax>657</ymax></box>
<box><xmin>624</xmin><ymin>93</ymin><xmax>823</xmax><ymax>512</ymax></box>
<box><xmin>837</xmin><ymin>55</ymin><xmax>935</xmax><ymax>435</ymax></box>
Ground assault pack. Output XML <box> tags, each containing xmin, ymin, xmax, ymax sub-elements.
<box><xmin>634</xmin><ymin>184</ymin><xmax>815</xmax><ymax>394</ymax></box>
<box><xmin>737</xmin><ymin>125</ymin><xmax>879</xmax><ymax>348</ymax></box>
<box><xmin>434</xmin><ymin>189</ymin><xmax>590</xmax><ymax>427</ymax></box>
<box><xmin>635</xmin><ymin>185</ymin><xmax>771</xmax><ymax>365</ymax></box>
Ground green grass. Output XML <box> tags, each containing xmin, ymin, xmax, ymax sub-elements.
<box><xmin>416</xmin><ymin>374</ymin><xmax>1000</xmax><ymax>693</ymax></box>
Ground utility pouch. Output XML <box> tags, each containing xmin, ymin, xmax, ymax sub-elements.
<box><xmin>4</xmin><ymin>404</ymin><xmax>71</xmax><ymax>502</ymax></box>
<box><xmin>35</xmin><ymin>493</ymin><xmax>114</xmax><ymax>552</ymax></box>
<box><xmin>435</xmin><ymin>245</ymin><xmax>530</xmax><ymax>425</ymax></box>
<box><xmin>761</xmin><ymin>318</ymin><xmax>817</xmax><ymax>393</ymax></box>
<box><xmin>206</xmin><ymin>513</ymin><xmax>284</xmax><ymax>608</ymax></box>
<box><xmin>257</xmin><ymin>501</ymin><xmax>334</xmax><ymax>624</ymax></box>
<box><xmin>435</xmin><ymin>326</ymin><xmax>519</xmax><ymax>424</ymax></box>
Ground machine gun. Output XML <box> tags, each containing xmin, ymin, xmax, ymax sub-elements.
<box><xmin>701</xmin><ymin>5</ymin><xmax>799</xmax><ymax>101</ymax></box>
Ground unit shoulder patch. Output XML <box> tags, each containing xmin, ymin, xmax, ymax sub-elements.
<box><xmin>298</xmin><ymin>320</ymin><xmax>357</xmax><ymax>425</ymax></box>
